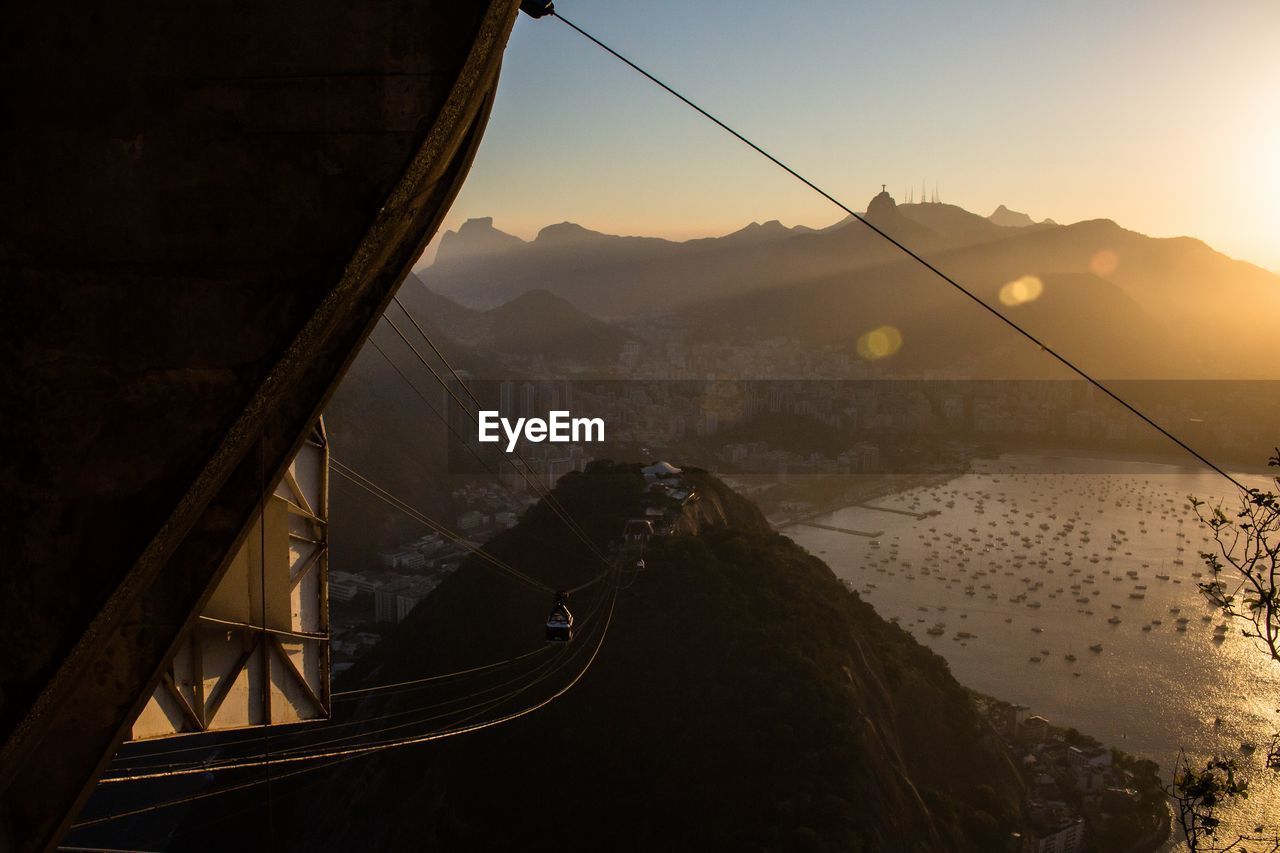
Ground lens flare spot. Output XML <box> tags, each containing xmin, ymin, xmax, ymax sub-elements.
<box><xmin>1089</xmin><ymin>249</ymin><xmax>1119</xmax><ymax>276</ymax></box>
<box><xmin>857</xmin><ymin>325</ymin><xmax>903</xmax><ymax>360</ymax></box>
<box><xmin>998</xmin><ymin>275</ymin><xmax>1044</xmax><ymax>307</ymax></box>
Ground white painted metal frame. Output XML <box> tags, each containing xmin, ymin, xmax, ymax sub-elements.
<box><xmin>129</xmin><ymin>420</ymin><xmax>330</xmax><ymax>739</ymax></box>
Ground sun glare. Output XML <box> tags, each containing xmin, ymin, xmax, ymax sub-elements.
<box><xmin>998</xmin><ymin>275</ymin><xmax>1044</xmax><ymax>307</ymax></box>
<box><xmin>857</xmin><ymin>325</ymin><xmax>903</xmax><ymax>360</ymax></box>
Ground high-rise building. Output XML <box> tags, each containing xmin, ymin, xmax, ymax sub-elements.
<box><xmin>499</xmin><ymin>379</ymin><xmax>515</xmax><ymax>416</ymax></box>
<box><xmin>520</xmin><ymin>381</ymin><xmax>537</xmax><ymax>419</ymax></box>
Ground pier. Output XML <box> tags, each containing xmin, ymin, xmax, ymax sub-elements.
<box><xmin>795</xmin><ymin>521</ymin><xmax>884</xmax><ymax>538</ymax></box>
<box><xmin>857</xmin><ymin>503</ymin><xmax>934</xmax><ymax>520</ymax></box>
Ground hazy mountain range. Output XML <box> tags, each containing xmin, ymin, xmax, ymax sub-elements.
<box><xmin>326</xmin><ymin>193</ymin><xmax>1278</xmax><ymax>561</ymax></box>
<box><xmin>394</xmin><ymin>282</ymin><xmax>630</xmax><ymax>366</ymax></box>
<box><xmin>418</xmin><ymin>193</ymin><xmax>1280</xmax><ymax>379</ymax></box>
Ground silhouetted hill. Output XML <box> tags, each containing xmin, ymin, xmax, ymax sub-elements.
<box><xmin>670</xmin><ymin>210</ymin><xmax>1279</xmax><ymax>378</ymax></box>
<box><xmin>419</xmin><ymin>193</ymin><xmax>1015</xmax><ymax>317</ymax></box>
<box><xmin>704</xmin><ymin>218</ymin><xmax>802</xmax><ymax>245</ymax></box>
<box><xmin>258</xmin><ymin>465</ymin><xmax>1028</xmax><ymax>852</ymax></box>
<box><xmin>533</xmin><ymin>221</ymin><xmax>618</xmax><ymax>248</ymax></box>
<box><xmin>323</xmin><ymin>281</ymin><xmax>629</xmax><ymax>562</ymax></box>
<box><xmin>684</xmin><ymin>256</ymin><xmax>1172</xmax><ymax>378</ymax></box>
<box><xmin>486</xmin><ymin>289</ymin><xmax>630</xmax><ymax>362</ymax></box>
<box><xmin>419</xmin><ymin>194</ymin><xmax>1280</xmax><ymax>378</ymax></box>
<box><xmin>329</xmin><ymin>271</ymin><xmax>643</xmax><ymax>557</ymax></box>
<box><xmin>394</xmin><ymin>272</ymin><xmax>490</xmax><ymax>340</ymax></box>
<box><xmin>919</xmin><ymin>218</ymin><xmax>1280</xmax><ymax>376</ymax></box>
<box><xmin>393</xmin><ymin>275</ymin><xmax>631</xmax><ymax>370</ymax></box>
<box><xmin>863</xmin><ymin>190</ymin><xmax>945</xmax><ymax>247</ymax></box>
<box><xmin>434</xmin><ymin>216</ymin><xmax>526</xmax><ymax>266</ymax></box>
<box><xmin>987</xmin><ymin>205</ymin><xmax>1037</xmax><ymax>228</ymax></box>
<box><xmin>899</xmin><ymin>201</ymin><xmax>1035</xmax><ymax>245</ymax></box>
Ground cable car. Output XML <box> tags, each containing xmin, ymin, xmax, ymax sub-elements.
<box><xmin>545</xmin><ymin>592</ymin><xmax>573</xmax><ymax>643</ymax></box>
<box><xmin>623</xmin><ymin>519</ymin><xmax>654</xmax><ymax>543</ymax></box>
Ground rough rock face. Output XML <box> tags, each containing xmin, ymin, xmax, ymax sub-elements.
<box><xmin>1</xmin><ymin>2</ymin><xmax>520</xmax><ymax>847</ymax></box>
<box><xmin>434</xmin><ymin>216</ymin><xmax>527</xmax><ymax>264</ymax></box>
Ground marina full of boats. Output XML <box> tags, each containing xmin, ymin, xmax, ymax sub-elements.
<box><xmin>791</xmin><ymin>454</ymin><xmax>1280</xmax><ymax>835</ymax></box>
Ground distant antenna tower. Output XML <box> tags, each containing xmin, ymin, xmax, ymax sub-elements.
<box><xmin>932</xmin><ymin>182</ymin><xmax>939</xmax><ymax>204</ymax></box>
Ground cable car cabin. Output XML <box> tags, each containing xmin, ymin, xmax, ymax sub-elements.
<box><xmin>623</xmin><ymin>519</ymin><xmax>654</xmax><ymax>544</ymax></box>
<box><xmin>546</xmin><ymin>593</ymin><xmax>574</xmax><ymax>643</ymax></box>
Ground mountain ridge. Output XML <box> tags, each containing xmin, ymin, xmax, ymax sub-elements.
<box><xmin>265</xmin><ymin>464</ymin><xmax>1031</xmax><ymax>852</ymax></box>
<box><xmin>420</xmin><ymin>194</ymin><xmax>1280</xmax><ymax>378</ymax></box>
<box><xmin>988</xmin><ymin>204</ymin><xmax>1038</xmax><ymax>228</ymax></box>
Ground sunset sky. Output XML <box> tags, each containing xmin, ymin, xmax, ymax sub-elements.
<box><xmin>425</xmin><ymin>0</ymin><xmax>1280</xmax><ymax>271</ymax></box>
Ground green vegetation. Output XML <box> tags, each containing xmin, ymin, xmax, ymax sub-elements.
<box><xmin>1174</xmin><ymin>450</ymin><xmax>1280</xmax><ymax>852</ymax></box>
<box><xmin>1101</xmin><ymin>751</ymin><xmax>1169</xmax><ymax>851</ymax></box>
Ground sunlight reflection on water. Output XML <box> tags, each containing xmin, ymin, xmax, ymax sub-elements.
<box><xmin>789</xmin><ymin>455</ymin><xmax>1279</xmax><ymax>851</ymax></box>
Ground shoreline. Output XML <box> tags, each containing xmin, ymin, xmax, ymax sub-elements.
<box><xmin>767</xmin><ymin>463</ymin><xmax>1177</xmax><ymax>853</ymax></box>
<box><xmin>764</xmin><ymin>445</ymin><xmax>1273</xmax><ymax>531</ymax></box>
<box><xmin>765</xmin><ymin>471</ymin><xmax>960</xmax><ymax>531</ymax></box>
<box><xmin>976</xmin><ymin>442</ymin><xmax>1276</xmax><ymax>480</ymax></box>
<box><xmin>780</xmin><ymin>450</ymin><xmax>1270</xmax><ymax>853</ymax></box>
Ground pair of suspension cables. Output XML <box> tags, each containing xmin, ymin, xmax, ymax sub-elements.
<box><xmin>100</xmin><ymin>573</ymin><xmax>619</xmax><ymax>785</ymax></box>
<box><xmin>76</xmin><ymin>578</ymin><xmax>620</xmax><ymax>830</ymax></box>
